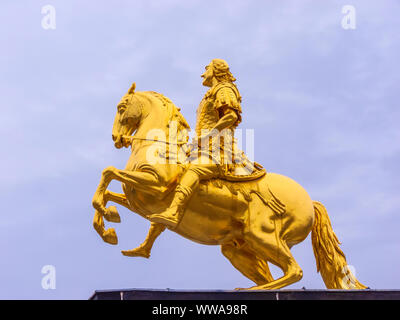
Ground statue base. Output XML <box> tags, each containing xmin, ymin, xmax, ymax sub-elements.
<box><xmin>90</xmin><ymin>288</ymin><xmax>400</xmax><ymax>300</ymax></box>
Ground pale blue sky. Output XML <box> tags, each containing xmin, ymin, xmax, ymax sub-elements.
<box><xmin>0</xmin><ymin>1</ymin><xmax>399</xmax><ymax>299</ymax></box>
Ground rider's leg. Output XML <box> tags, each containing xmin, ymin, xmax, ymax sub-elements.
<box><xmin>121</xmin><ymin>223</ymin><xmax>166</xmax><ymax>258</ymax></box>
<box><xmin>149</xmin><ymin>162</ymin><xmax>220</xmax><ymax>228</ymax></box>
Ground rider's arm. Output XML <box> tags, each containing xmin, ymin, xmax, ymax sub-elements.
<box><xmin>200</xmin><ymin>86</ymin><xmax>242</xmax><ymax>139</ymax></box>
<box><xmin>215</xmin><ymin>85</ymin><xmax>242</xmax><ymax>126</ymax></box>
<box><xmin>210</xmin><ymin>107</ymin><xmax>239</xmax><ymax>132</ymax></box>
<box><xmin>198</xmin><ymin>107</ymin><xmax>238</xmax><ymax>142</ymax></box>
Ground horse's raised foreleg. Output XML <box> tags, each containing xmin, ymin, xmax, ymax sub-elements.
<box><xmin>103</xmin><ymin>190</ymin><xmax>130</xmax><ymax>222</ymax></box>
<box><xmin>92</xmin><ymin>167</ymin><xmax>134</xmax><ymax>245</ymax></box>
<box><xmin>92</xmin><ymin>166</ymin><xmax>170</xmax><ymax>245</ymax></box>
<box><xmin>93</xmin><ymin>210</ymin><xmax>119</xmax><ymax>245</ymax></box>
<box><xmin>92</xmin><ymin>191</ymin><xmax>128</xmax><ymax>244</ymax></box>
<box><xmin>121</xmin><ymin>223</ymin><xmax>166</xmax><ymax>258</ymax></box>
<box><xmin>93</xmin><ymin>166</ymin><xmax>170</xmax><ymax>214</ymax></box>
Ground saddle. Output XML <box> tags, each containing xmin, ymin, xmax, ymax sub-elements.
<box><xmin>222</xmin><ymin>155</ymin><xmax>266</xmax><ymax>182</ymax></box>
<box><xmin>162</xmin><ymin>141</ymin><xmax>266</xmax><ymax>182</ymax></box>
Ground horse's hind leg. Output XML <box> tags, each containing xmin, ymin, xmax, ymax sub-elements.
<box><xmin>240</xmin><ymin>229</ymin><xmax>303</xmax><ymax>290</ymax></box>
<box><xmin>221</xmin><ymin>242</ymin><xmax>274</xmax><ymax>286</ymax></box>
<box><xmin>238</xmin><ymin>209</ymin><xmax>303</xmax><ymax>290</ymax></box>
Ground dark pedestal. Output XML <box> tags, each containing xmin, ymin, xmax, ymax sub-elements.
<box><xmin>90</xmin><ymin>288</ymin><xmax>400</xmax><ymax>300</ymax></box>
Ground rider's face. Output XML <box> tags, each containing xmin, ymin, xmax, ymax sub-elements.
<box><xmin>201</xmin><ymin>63</ymin><xmax>214</xmax><ymax>87</ymax></box>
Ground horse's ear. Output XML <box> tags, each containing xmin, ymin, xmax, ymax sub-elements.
<box><xmin>128</xmin><ymin>82</ymin><xmax>136</xmax><ymax>94</ymax></box>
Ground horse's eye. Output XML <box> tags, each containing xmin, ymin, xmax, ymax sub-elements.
<box><xmin>118</xmin><ymin>104</ymin><xmax>126</xmax><ymax>113</ymax></box>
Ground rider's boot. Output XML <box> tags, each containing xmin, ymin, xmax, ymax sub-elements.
<box><xmin>149</xmin><ymin>185</ymin><xmax>192</xmax><ymax>229</ymax></box>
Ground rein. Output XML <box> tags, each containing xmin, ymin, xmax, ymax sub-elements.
<box><xmin>127</xmin><ymin>136</ymin><xmax>188</xmax><ymax>146</ymax></box>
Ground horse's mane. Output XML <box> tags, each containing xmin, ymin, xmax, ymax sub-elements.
<box><xmin>144</xmin><ymin>91</ymin><xmax>190</xmax><ymax>132</ymax></box>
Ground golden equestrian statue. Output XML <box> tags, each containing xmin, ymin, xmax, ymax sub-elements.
<box><xmin>92</xmin><ymin>59</ymin><xmax>366</xmax><ymax>290</ymax></box>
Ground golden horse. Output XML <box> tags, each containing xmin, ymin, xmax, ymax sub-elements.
<box><xmin>92</xmin><ymin>83</ymin><xmax>366</xmax><ymax>290</ymax></box>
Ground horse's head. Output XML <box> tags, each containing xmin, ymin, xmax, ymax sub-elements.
<box><xmin>112</xmin><ymin>83</ymin><xmax>143</xmax><ymax>149</ymax></box>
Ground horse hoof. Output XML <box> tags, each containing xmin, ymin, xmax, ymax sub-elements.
<box><xmin>103</xmin><ymin>228</ymin><xmax>118</xmax><ymax>245</ymax></box>
<box><xmin>121</xmin><ymin>247</ymin><xmax>151</xmax><ymax>259</ymax></box>
<box><xmin>104</xmin><ymin>206</ymin><xmax>121</xmax><ymax>223</ymax></box>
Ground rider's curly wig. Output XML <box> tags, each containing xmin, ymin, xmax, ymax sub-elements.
<box><xmin>211</xmin><ymin>59</ymin><xmax>236</xmax><ymax>82</ymax></box>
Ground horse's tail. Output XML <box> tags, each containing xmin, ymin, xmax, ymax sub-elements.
<box><xmin>311</xmin><ymin>201</ymin><xmax>367</xmax><ymax>289</ymax></box>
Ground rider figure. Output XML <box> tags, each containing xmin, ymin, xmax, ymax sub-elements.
<box><xmin>150</xmin><ymin>58</ymin><xmax>242</xmax><ymax>229</ymax></box>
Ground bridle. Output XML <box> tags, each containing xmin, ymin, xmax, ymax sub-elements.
<box><xmin>127</xmin><ymin>136</ymin><xmax>188</xmax><ymax>146</ymax></box>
